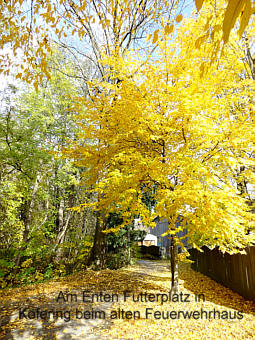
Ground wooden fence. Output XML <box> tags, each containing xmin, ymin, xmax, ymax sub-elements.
<box><xmin>188</xmin><ymin>246</ymin><xmax>255</xmax><ymax>302</ymax></box>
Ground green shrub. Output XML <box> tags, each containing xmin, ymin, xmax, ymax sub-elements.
<box><xmin>106</xmin><ymin>250</ymin><xmax>130</xmax><ymax>270</ymax></box>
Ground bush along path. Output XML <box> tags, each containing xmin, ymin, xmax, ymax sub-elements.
<box><xmin>0</xmin><ymin>260</ymin><xmax>255</xmax><ymax>339</ymax></box>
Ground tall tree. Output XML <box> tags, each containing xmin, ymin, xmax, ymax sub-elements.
<box><xmin>66</xmin><ymin>12</ymin><xmax>255</xmax><ymax>291</ymax></box>
<box><xmin>0</xmin><ymin>52</ymin><xmax>88</xmax><ymax>270</ymax></box>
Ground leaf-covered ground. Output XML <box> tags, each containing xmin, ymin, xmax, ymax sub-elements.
<box><xmin>0</xmin><ymin>260</ymin><xmax>254</xmax><ymax>339</ymax></box>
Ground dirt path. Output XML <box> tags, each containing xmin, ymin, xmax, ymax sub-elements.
<box><xmin>0</xmin><ymin>260</ymin><xmax>165</xmax><ymax>339</ymax></box>
<box><xmin>0</xmin><ymin>260</ymin><xmax>255</xmax><ymax>339</ymax></box>
<box><xmin>0</xmin><ymin>281</ymin><xmax>112</xmax><ymax>339</ymax></box>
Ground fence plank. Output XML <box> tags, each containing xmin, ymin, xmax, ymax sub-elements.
<box><xmin>189</xmin><ymin>246</ymin><xmax>255</xmax><ymax>302</ymax></box>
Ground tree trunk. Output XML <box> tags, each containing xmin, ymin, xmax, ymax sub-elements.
<box><xmin>58</xmin><ymin>197</ymin><xmax>65</xmax><ymax>234</ymax></box>
<box><xmin>236</xmin><ymin>165</ymin><xmax>247</xmax><ymax>195</ymax></box>
<box><xmin>56</xmin><ymin>211</ymin><xmax>73</xmax><ymax>246</ymax></box>
<box><xmin>170</xmin><ymin>235</ymin><xmax>178</xmax><ymax>293</ymax></box>
<box><xmin>55</xmin><ymin>185</ymin><xmax>75</xmax><ymax>259</ymax></box>
<box><xmin>15</xmin><ymin>172</ymin><xmax>41</xmax><ymax>267</ymax></box>
<box><xmin>89</xmin><ymin>211</ymin><xmax>107</xmax><ymax>269</ymax></box>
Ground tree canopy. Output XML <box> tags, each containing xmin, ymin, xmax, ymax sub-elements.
<box><xmin>66</xmin><ymin>10</ymin><xmax>255</xmax><ymax>255</ymax></box>
<box><xmin>0</xmin><ymin>0</ymin><xmax>254</xmax><ymax>86</ymax></box>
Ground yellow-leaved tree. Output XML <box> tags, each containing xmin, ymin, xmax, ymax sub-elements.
<box><xmin>66</xmin><ymin>11</ymin><xmax>255</xmax><ymax>291</ymax></box>
<box><xmin>0</xmin><ymin>0</ymin><xmax>186</xmax><ymax>268</ymax></box>
<box><xmin>1</xmin><ymin>0</ymin><xmax>254</xmax><ymax>86</ymax></box>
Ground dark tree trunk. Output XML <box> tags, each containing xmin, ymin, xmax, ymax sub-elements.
<box><xmin>237</xmin><ymin>165</ymin><xmax>247</xmax><ymax>196</ymax></box>
<box><xmin>89</xmin><ymin>211</ymin><xmax>107</xmax><ymax>269</ymax></box>
<box><xmin>170</xmin><ymin>235</ymin><xmax>178</xmax><ymax>293</ymax></box>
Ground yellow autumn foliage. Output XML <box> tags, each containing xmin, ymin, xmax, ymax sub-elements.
<box><xmin>66</xmin><ymin>11</ymin><xmax>255</xmax><ymax>254</ymax></box>
<box><xmin>195</xmin><ymin>0</ymin><xmax>253</xmax><ymax>42</ymax></box>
